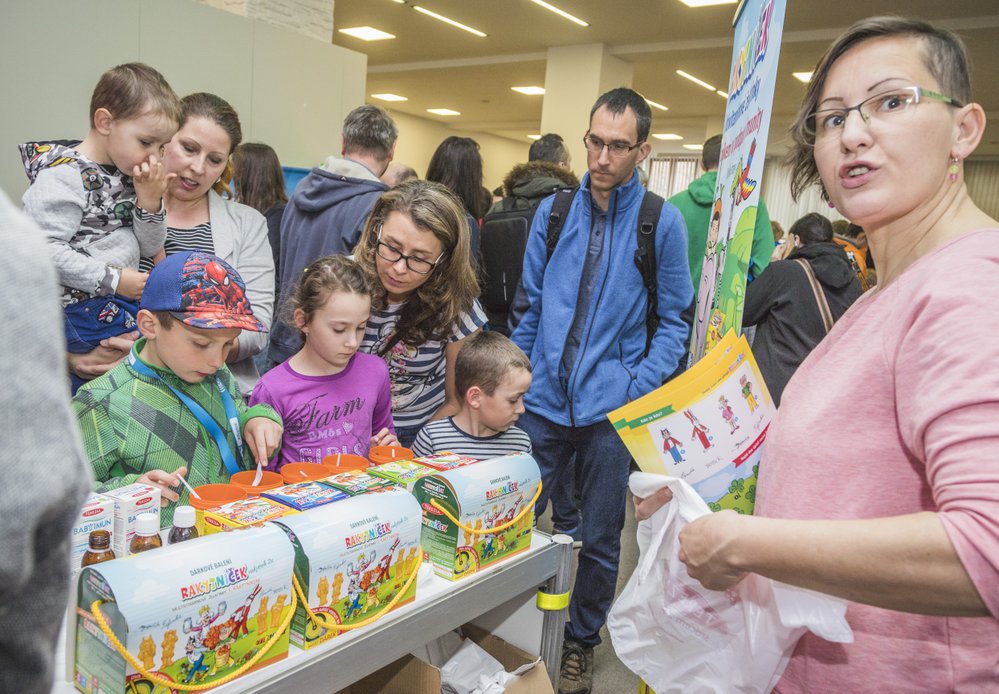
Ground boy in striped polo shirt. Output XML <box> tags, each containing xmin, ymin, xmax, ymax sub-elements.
<box><xmin>412</xmin><ymin>331</ymin><xmax>532</xmax><ymax>460</ymax></box>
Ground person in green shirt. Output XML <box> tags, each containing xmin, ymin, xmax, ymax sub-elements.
<box><xmin>668</xmin><ymin>134</ymin><xmax>773</xmax><ymax>300</ymax></box>
<box><xmin>73</xmin><ymin>251</ymin><xmax>283</xmax><ymax>526</ymax></box>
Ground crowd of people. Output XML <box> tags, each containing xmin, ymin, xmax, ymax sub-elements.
<box><xmin>5</xmin><ymin>14</ymin><xmax>999</xmax><ymax>694</ymax></box>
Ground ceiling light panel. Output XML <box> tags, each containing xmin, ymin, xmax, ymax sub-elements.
<box><xmin>793</xmin><ymin>72</ymin><xmax>813</xmax><ymax>83</ymax></box>
<box><xmin>645</xmin><ymin>99</ymin><xmax>669</xmax><ymax>111</ymax></box>
<box><xmin>512</xmin><ymin>86</ymin><xmax>546</xmax><ymax>95</ymax></box>
<box><xmin>676</xmin><ymin>69</ymin><xmax>717</xmax><ymax>92</ymax></box>
<box><xmin>413</xmin><ymin>6</ymin><xmax>487</xmax><ymax>37</ymax></box>
<box><xmin>529</xmin><ymin>0</ymin><xmax>589</xmax><ymax>27</ymax></box>
<box><xmin>427</xmin><ymin>108</ymin><xmax>461</xmax><ymax>116</ymax></box>
<box><xmin>683</xmin><ymin>144</ymin><xmax>704</xmax><ymax>150</ymax></box>
<box><xmin>371</xmin><ymin>93</ymin><xmax>408</xmax><ymax>102</ymax></box>
<box><xmin>678</xmin><ymin>0</ymin><xmax>738</xmax><ymax>7</ymax></box>
<box><xmin>339</xmin><ymin>26</ymin><xmax>396</xmax><ymax>41</ymax></box>
<box><xmin>652</xmin><ymin>133</ymin><xmax>683</xmax><ymax>140</ymax></box>
<box><xmin>528</xmin><ymin>134</ymin><xmax>542</xmax><ymax>140</ymax></box>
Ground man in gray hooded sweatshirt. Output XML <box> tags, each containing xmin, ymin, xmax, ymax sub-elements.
<box><xmin>268</xmin><ymin>105</ymin><xmax>397</xmax><ymax>364</ymax></box>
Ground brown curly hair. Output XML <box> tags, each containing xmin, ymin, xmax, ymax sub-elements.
<box><xmin>353</xmin><ymin>180</ymin><xmax>479</xmax><ymax>347</ymax></box>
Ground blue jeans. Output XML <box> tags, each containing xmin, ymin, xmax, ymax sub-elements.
<box><xmin>548</xmin><ymin>455</ymin><xmax>580</xmax><ymax>532</ymax></box>
<box><xmin>519</xmin><ymin>409</ymin><xmax>631</xmax><ymax>647</ymax></box>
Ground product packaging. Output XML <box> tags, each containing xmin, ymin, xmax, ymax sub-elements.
<box><xmin>322</xmin><ymin>469</ymin><xmax>398</xmax><ymax>496</ymax></box>
<box><xmin>412</xmin><ymin>453</ymin><xmax>539</xmax><ymax>581</ymax></box>
<box><xmin>201</xmin><ymin>496</ymin><xmax>299</xmax><ymax>534</ymax></box>
<box><xmin>74</xmin><ymin>525</ymin><xmax>295</xmax><ymax>694</ymax></box>
<box><xmin>412</xmin><ymin>452</ymin><xmax>479</xmax><ymax>472</ymax></box>
<box><xmin>101</xmin><ymin>484</ymin><xmax>161</xmax><ymax>557</ymax></box>
<box><xmin>71</xmin><ymin>493</ymin><xmax>116</xmax><ymax>571</ymax></box>
<box><xmin>263</xmin><ymin>481</ymin><xmax>350</xmax><ymax>511</ymax></box>
<box><xmin>271</xmin><ymin>486</ymin><xmax>422</xmax><ymax>650</ymax></box>
<box><xmin>368</xmin><ymin>460</ymin><xmax>437</xmax><ymax>491</ymax></box>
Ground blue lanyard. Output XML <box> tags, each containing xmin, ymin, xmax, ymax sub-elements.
<box><xmin>128</xmin><ymin>351</ymin><xmax>245</xmax><ymax>476</ymax></box>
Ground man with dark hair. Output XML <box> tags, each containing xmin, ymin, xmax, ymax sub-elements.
<box><xmin>669</xmin><ymin>133</ymin><xmax>773</xmax><ymax>299</ymax></box>
<box><xmin>512</xmin><ymin>86</ymin><xmax>692</xmax><ymax>694</ymax></box>
<box><xmin>528</xmin><ymin>133</ymin><xmax>572</xmax><ymax>169</ymax></box>
<box><xmin>269</xmin><ymin>105</ymin><xmax>398</xmax><ymax>364</ymax></box>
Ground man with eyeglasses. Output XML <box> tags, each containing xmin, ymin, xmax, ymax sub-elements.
<box><xmin>268</xmin><ymin>105</ymin><xmax>398</xmax><ymax>366</ymax></box>
<box><xmin>511</xmin><ymin>87</ymin><xmax>692</xmax><ymax>694</ymax></box>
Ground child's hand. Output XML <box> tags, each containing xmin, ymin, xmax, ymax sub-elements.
<box><xmin>117</xmin><ymin>268</ymin><xmax>149</xmax><ymax>300</ymax></box>
<box><xmin>370</xmin><ymin>428</ymin><xmax>400</xmax><ymax>448</ymax></box>
<box><xmin>244</xmin><ymin>417</ymin><xmax>283</xmax><ymax>468</ymax></box>
<box><xmin>132</xmin><ymin>153</ymin><xmax>174</xmax><ymax>213</ymax></box>
<box><xmin>137</xmin><ymin>466</ymin><xmax>188</xmax><ymax>507</ymax></box>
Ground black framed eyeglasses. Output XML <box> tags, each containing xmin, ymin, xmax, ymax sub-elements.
<box><xmin>806</xmin><ymin>86</ymin><xmax>963</xmax><ymax>141</ymax></box>
<box><xmin>583</xmin><ymin>132</ymin><xmax>644</xmax><ymax>158</ymax></box>
<box><xmin>375</xmin><ymin>228</ymin><xmax>443</xmax><ymax>275</ymax></box>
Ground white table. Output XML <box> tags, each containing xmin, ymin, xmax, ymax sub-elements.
<box><xmin>55</xmin><ymin>532</ymin><xmax>573</xmax><ymax>692</ymax></box>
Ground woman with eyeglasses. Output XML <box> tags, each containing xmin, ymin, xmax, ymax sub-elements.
<box><xmin>355</xmin><ymin>180</ymin><xmax>485</xmax><ymax>446</ymax></box>
<box><xmin>635</xmin><ymin>16</ymin><xmax>999</xmax><ymax>691</ymax></box>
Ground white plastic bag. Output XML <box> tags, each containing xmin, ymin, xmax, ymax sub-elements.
<box><xmin>608</xmin><ymin>473</ymin><xmax>853</xmax><ymax>693</ymax></box>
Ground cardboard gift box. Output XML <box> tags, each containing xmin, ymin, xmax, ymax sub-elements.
<box><xmin>338</xmin><ymin>624</ymin><xmax>554</xmax><ymax>694</ymax></box>
<box><xmin>367</xmin><ymin>459</ymin><xmax>437</xmax><ymax>491</ymax></box>
<box><xmin>271</xmin><ymin>486</ymin><xmax>422</xmax><ymax>650</ymax></box>
<box><xmin>201</xmin><ymin>496</ymin><xmax>299</xmax><ymax>534</ymax></box>
<box><xmin>412</xmin><ymin>453</ymin><xmax>540</xmax><ymax>581</ymax></box>
<box><xmin>73</xmin><ymin>525</ymin><xmax>295</xmax><ymax>693</ymax></box>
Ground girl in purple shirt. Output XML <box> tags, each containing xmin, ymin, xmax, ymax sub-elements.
<box><xmin>250</xmin><ymin>255</ymin><xmax>397</xmax><ymax>470</ymax></box>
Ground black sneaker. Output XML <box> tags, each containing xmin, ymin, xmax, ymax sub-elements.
<box><xmin>558</xmin><ymin>638</ymin><xmax>593</xmax><ymax>694</ymax></box>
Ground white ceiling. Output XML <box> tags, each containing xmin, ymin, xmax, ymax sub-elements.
<box><xmin>330</xmin><ymin>1</ymin><xmax>999</xmax><ymax>155</ymax></box>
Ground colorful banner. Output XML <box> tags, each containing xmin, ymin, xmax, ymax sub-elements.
<box><xmin>691</xmin><ymin>0</ymin><xmax>787</xmax><ymax>360</ymax></box>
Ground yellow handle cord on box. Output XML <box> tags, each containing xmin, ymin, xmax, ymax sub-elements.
<box><xmin>90</xmin><ymin>590</ymin><xmax>297</xmax><ymax>693</ymax></box>
<box><xmin>291</xmin><ymin>544</ymin><xmax>422</xmax><ymax>633</ymax></box>
<box><xmin>429</xmin><ymin>481</ymin><xmax>542</xmax><ymax>535</ymax></box>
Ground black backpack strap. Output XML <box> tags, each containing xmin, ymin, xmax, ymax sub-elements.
<box><xmin>633</xmin><ymin>191</ymin><xmax>665</xmax><ymax>356</ymax></box>
<box><xmin>545</xmin><ymin>187</ymin><xmax>577</xmax><ymax>262</ymax></box>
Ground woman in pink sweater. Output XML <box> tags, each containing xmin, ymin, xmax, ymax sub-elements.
<box><xmin>639</xmin><ymin>16</ymin><xmax>999</xmax><ymax>692</ymax></box>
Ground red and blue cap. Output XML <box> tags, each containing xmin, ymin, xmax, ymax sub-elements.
<box><xmin>140</xmin><ymin>251</ymin><xmax>267</xmax><ymax>332</ymax></box>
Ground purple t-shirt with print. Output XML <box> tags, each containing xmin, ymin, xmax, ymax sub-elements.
<box><xmin>249</xmin><ymin>353</ymin><xmax>394</xmax><ymax>470</ymax></box>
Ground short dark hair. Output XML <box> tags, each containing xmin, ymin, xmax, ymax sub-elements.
<box><xmin>151</xmin><ymin>311</ymin><xmax>176</xmax><ymax>329</ymax></box>
<box><xmin>702</xmin><ymin>134</ymin><xmax>722</xmax><ymax>170</ymax></box>
<box><xmin>454</xmin><ymin>331</ymin><xmax>532</xmax><ymax>398</ymax></box>
<box><xmin>788</xmin><ymin>16</ymin><xmax>972</xmax><ymax>201</ymax></box>
<box><xmin>343</xmin><ymin>105</ymin><xmax>398</xmax><ymax>159</ymax></box>
<box><xmin>529</xmin><ymin>133</ymin><xmax>569</xmax><ymax>164</ymax></box>
<box><xmin>790</xmin><ymin>213</ymin><xmax>833</xmax><ymax>246</ymax></box>
<box><xmin>590</xmin><ymin>88</ymin><xmax>652</xmax><ymax>142</ymax></box>
<box><xmin>90</xmin><ymin>62</ymin><xmax>182</xmax><ymax>127</ymax></box>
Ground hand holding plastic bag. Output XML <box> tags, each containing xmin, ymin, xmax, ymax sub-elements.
<box><xmin>608</xmin><ymin>473</ymin><xmax>854</xmax><ymax>694</ymax></box>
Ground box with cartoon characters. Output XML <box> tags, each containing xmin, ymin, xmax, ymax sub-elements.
<box><xmin>73</xmin><ymin>525</ymin><xmax>295</xmax><ymax>693</ymax></box>
<box><xmin>201</xmin><ymin>496</ymin><xmax>299</xmax><ymax>534</ymax></box>
<box><xmin>270</xmin><ymin>486</ymin><xmax>422</xmax><ymax>650</ymax></box>
<box><xmin>412</xmin><ymin>453</ymin><xmax>540</xmax><ymax>581</ymax></box>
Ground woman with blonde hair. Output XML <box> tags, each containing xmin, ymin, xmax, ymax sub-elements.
<box><xmin>355</xmin><ymin>180</ymin><xmax>485</xmax><ymax>446</ymax></box>
<box><xmin>638</xmin><ymin>16</ymin><xmax>999</xmax><ymax>691</ymax></box>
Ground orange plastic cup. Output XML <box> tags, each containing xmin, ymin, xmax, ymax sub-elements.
<box><xmin>229</xmin><ymin>470</ymin><xmax>284</xmax><ymax>495</ymax></box>
<box><xmin>322</xmin><ymin>453</ymin><xmax>369</xmax><ymax>475</ymax></box>
<box><xmin>280</xmin><ymin>462</ymin><xmax>330</xmax><ymax>484</ymax></box>
<box><xmin>368</xmin><ymin>445</ymin><xmax>414</xmax><ymax>466</ymax></box>
<box><xmin>188</xmin><ymin>484</ymin><xmax>246</xmax><ymax>510</ymax></box>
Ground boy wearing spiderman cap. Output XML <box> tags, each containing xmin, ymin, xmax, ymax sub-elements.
<box><xmin>73</xmin><ymin>251</ymin><xmax>283</xmax><ymax>527</ymax></box>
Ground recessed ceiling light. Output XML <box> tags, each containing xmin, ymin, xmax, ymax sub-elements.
<box><xmin>371</xmin><ymin>93</ymin><xmax>408</xmax><ymax>102</ymax></box>
<box><xmin>645</xmin><ymin>99</ymin><xmax>669</xmax><ymax>111</ymax></box>
<box><xmin>793</xmin><ymin>71</ymin><xmax>813</xmax><ymax>83</ymax></box>
<box><xmin>676</xmin><ymin>69</ymin><xmax>717</xmax><ymax>92</ymax></box>
<box><xmin>652</xmin><ymin>133</ymin><xmax>683</xmax><ymax>141</ymax></box>
<box><xmin>683</xmin><ymin>144</ymin><xmax>704</xmax><ymax>150</ymax></box>
<box><xmin>528</xmin><ymin>0</ymin><xmax>589</xmax><ymax>27</ymax></box>
<box><xmin>716</xmin><ymin>90</ymin><xmax>729</xmax><ymax>99</ymax></box>
<box><xmin>413</xmin><ymin>6</ymin><xmax>487</xmax><ymax>37</ymax></box>
<box><xmin>678</xmin><ymin>0</ymin><xmax>738</xmax><ymax>7</ymax></box>
<box><xmin>528</xmin><ymin>134</ymin><xmax>542</xmax><ymax>140</ymax></box>
<box><xmin>427</xmin><ymin>108</ymin><xmax>461</xmax><ymax>116</ymax></box>
<box><xmin>339</xmin><ymin>26</ymin><xmax>396</xmax><ymax>41</ymax></box>
<box><xmin>512</xmin><ymin>86</ymin><xmax>546</xmax><ymax>96</ymax></box>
